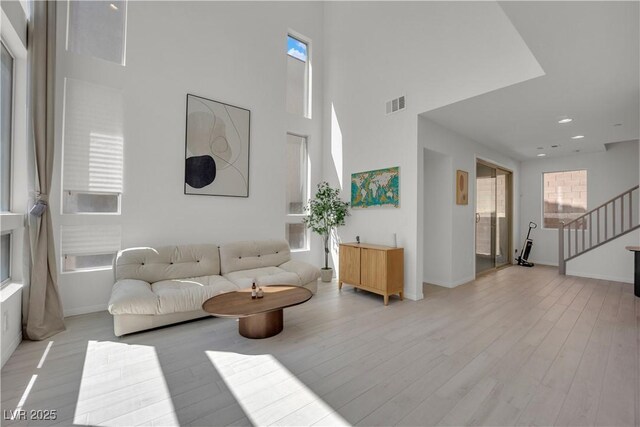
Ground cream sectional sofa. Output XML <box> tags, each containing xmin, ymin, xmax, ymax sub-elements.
<box><xmin>108</xmin><ymin>240</ymin><xmax>320</xmax><ymax>336</ymax></box>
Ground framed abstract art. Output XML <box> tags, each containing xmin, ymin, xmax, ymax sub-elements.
<box><xmin>184</xmin><ymin>94</ymin><xmax>250</xmax><ymax>197</ymax></box>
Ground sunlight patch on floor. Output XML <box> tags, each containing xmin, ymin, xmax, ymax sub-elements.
<box><xmin>207</xmin><ymin>350</ymin><xmax>349</xmax><ymax>426</ymax></box>
<box><xmin>73</xmin><ymin>340</ymin><xmax>178</xmax><ymax>426</ymax></box>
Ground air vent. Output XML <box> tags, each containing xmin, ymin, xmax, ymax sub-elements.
<box><xmin>386</xmin><ymin>95</ymin><xmax>406</xmax><ymax>115</ymax></box>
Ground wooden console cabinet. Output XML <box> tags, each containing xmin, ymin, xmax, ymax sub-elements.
<box><xmin>339</xmin><ymin>243</ymin><xmax>404</xmax><ymax>305</ymax></box>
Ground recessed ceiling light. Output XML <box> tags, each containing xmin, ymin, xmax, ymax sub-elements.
<box><xmin>537</xmin><ymin>153</ymin><xmax>546</xmax><ymax>157</ymax></box>
<box><xmin>571</xmin><ymin>135</ymin><xmax>584</xmax><ymax>139</ymax></box>
<box><xmin>558</xmin><ymin>118</ymin><xmax>573</xmax><ymax>124</ymax></box>
<box><xmin>109</xmin><ymin>3</ymin><xmax>118</xmax><ymax>10</ymax></box>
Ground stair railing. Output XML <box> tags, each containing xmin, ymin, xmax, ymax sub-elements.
<box><xmin>559</xmin><ymin>185</ymin><xmax>639</xmax><ymax>274</ymax></box>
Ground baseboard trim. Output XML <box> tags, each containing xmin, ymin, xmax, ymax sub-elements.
<box><xmin>422</xmin><ymin>277</ymin><xmax>451</xmax><ymax>288</ymax></box>
<box><xmin>450</xmin><ymin>275</ymin><xmax>475</xmax><ymax>287</ymax></box>
<box><xmin>403</xmin><ymin>292</ymin><xmax>422</xmax><ymax>301</ymax></box>
<box><xmin>64</xmin><ymin>304</ymin><xmax>108</xmax><ymax>317</ymax></box>
<box><xmin>2</xmin><ymin>332</ymin><xmax>22</xmax><ymax>368</ymax></box>
<box><xmin>566</xmin><ymin>271</ymin><xmax>633</xmax><ymax>284</ymax></box>
<box><xmin>423</xmin><ymin>275</ymin><xmax>475</xmax><ymax>289</ymax></box>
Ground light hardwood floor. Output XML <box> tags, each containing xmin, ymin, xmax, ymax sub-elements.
<box><xmin>1</xmin><ymin>266</ymin><xmax>638</xmax><ymax>426</ymax></box>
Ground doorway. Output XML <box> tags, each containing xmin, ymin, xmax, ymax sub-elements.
<box><xmin>476</xmin><ymin>160</ymin><xmax>512</xmax><ymax>275</ymax></box>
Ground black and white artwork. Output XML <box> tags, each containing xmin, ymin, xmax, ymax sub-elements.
<box><xmin>184</xmin><ymin>94</ymin><xmax>250</xmax><ymax>197</ymax></box>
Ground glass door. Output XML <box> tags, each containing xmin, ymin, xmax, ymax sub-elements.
<box><xmin>476</xmin><ymin>162</ymin><xmax>496</xmax><ymax>274</ymax></box>
<box><xmin>476</xmin><ymin>161</ymin><xmax>512</xmax><ymax>275</ymax></box>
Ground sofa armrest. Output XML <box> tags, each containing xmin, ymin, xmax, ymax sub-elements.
<box><xmin>279</xmin><ymin>260</ymin><xmax>320</xmax><ymax>286</ymax></box>
<box><xmin>108</xmin><ymin>279</ymin><xmax>159</xmax><ymax>315</ymax></box>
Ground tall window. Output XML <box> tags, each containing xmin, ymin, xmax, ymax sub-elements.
<box><xmin>1</xmin><ymin>42</ymin><xmax>14</xmax><ymax>285</ymax></box>
<box><xmin>286</xmin><ymin>34</ymin><xmax>310</xmax><ymax>118</ymax></box>
<box><xmin>543</xmin><ymin>170</ymin><xmax>587</xmax><ymax>228</ymax></box>
<box><xmin>1</xmin><ymin>42</ymin><xmax>13</xmax><ymax>212</ymax></box>
<box><xmin>61</xmin><ymin>1</ymin><xmax>127</xmax><ymax>274</ymax></box>
<box><xmin>285</xmin><ymin>134</ymin><xmax>309</xmax><ymax>251</ymax></box>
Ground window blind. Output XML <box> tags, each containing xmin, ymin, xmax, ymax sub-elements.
<box><xmin>60</xmin><ymin>225</ymin><xmax>121</xmax><ymax>256</ymax></box>
<box><xmin>63</xmin><ymin>78</ymin><xmax>124</xmax><ymax>194</ymax></box>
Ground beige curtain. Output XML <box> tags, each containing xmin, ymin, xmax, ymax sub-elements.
<box><xmin>24</xmin><ymin>0</ymin><xmax>65</xmax><ymax>340</ymax></box>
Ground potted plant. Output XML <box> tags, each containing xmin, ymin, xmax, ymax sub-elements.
<box><xmin>303</xmin><ymin>181</ymin><xmax>350</xmax><ymax>282</ymax></box>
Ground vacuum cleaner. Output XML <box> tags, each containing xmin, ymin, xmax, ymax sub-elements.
<box><xmin>517</xmin><ymin>221</ymin><xmax>537</xmax><ymax>267</ymax></box>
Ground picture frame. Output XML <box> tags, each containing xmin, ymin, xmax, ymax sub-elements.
<box><xmin>184</xmin><ymin>94</ymin><xmax>250</xmax><ymax>197</ymax></box>
<box><xmin>456</xmin><ymin>169</ymin><xmax>469</xmax><ymax>205</ymax></box>
<box><xmin>351</xmin><ymin>166</ymin><xmax>400</xmax><ymax>208</ymax></box>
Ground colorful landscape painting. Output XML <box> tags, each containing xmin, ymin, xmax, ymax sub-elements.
<box><xmin>351</xmin><ymin>167</ymin><xmax>400</xmax><ymax>208</ymax></box>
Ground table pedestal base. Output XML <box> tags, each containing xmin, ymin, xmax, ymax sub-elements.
<box><xmin>239</xmin><ymin>310</ymin><xmax>283</xmax><ymax>339</ymax></box>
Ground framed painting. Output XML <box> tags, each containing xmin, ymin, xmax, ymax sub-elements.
<box><xmin>184</xmin><ymin>94</ymin><xmax>250</xmax><ymax>197</ymax></box>
<box><xmin>456</xmin><ymin>169</ymin><xmax>468</xmax><ymax>205</ymax></box>
<box><xmin>351</xmin><ymin>167</ymin><xmax>400</xmax><ymax>208</ymax></box>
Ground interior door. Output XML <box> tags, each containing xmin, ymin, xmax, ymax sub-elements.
<box><xmin>476</xmin><ymin>162</ymin><xmax>496</xmax><ymax>274</ymax></box>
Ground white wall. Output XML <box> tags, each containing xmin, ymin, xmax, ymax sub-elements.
<box><xmin>322</xmin><ymin>1</ymin><xmax>543</xmax><ymax>300</ymax></box>
<box><xmin>423</xmin><ymin>149</ymin><xmax>453</xmax><ymax>285</ymax></box>
<box><xmin>418</xmin><ymin>117</ymin><xmax>521</xmax><ymax>288</ymax></box>
<box><xmin>520</xmin><ymin>140</ymin><xmax>639</xmax><ymax>282</ymax></box>
<box><xmin>51</xmin><ymin>2</ymin><xmax>325</xmax><ymax>315</ymax></box>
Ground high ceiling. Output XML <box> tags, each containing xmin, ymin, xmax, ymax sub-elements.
<box><xmin>422</xmin><ymin>1</ymin><xmax>639</xmax><ymax>160</ymax></box>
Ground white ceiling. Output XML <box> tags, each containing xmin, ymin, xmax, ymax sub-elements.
<box><xmin>422</xmin><ymin>1</ymin><xmax>639</xmax><ymax>160</ymax></box>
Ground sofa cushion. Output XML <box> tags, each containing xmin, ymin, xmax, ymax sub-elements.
<box><xmin>224</xmin><ymin>267</ymin><xmax>301</xmax><ymax>288</ymax></box>
<box><xmin>152</xmin><ymin>275</ymin><xmax>240</xmax><ymax>315</ymax></box>
<box><xmin>219</xmin><ymin>240</ymin><xmax>290</xmax><ymax>274</ymax></box>
<box><xmin>115</xmin><ymin>244</ymin><xmax>220</xmax><ymax>283</ymax></box>
<box><xmin>279</xmin><ymin>260</ymin><xmax>321</xmax><ymax>285</ymax></box>
<box><xmin>109</xmin><ymin>279</ymin><xmax>158</xmax><ymax>315</ymax></box>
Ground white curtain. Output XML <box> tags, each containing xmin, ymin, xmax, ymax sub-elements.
<box><xmin>24</xmin><ymin>0</ymin><xmax>65</xmax><ymax>340</ymax></box>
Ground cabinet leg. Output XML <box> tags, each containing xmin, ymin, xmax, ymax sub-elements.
<box><xmin>399</xmin><ymin>291</ymin><xmax>403</xmax><ymax>301</ymax></box>
<box><xmin>339</xmin><ymin>281</ymin><xmax>343</xmax><ymax>290</ymax></box>
<box><xmin>384</xmin><ymin>295</ymin><xmax>389</xmax><ymax>306</ymax></box>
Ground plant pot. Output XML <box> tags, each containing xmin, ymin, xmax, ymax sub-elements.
<box><xmin>320</xmin><ymin>268</ymin><xmax>333</xmax><ymax>282</ymax></box>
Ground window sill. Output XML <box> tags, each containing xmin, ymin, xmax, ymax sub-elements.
<box><xmin>0</xmin><ymin>213</ymin><xmax>24</xmax><ymax>232</ymax></box>
<box><xmin>290</xmin><ymin>248</ymin><xmax>310</xmax><ymax>253</ymax></box>
<box><xmin>61</xmin><ymin>266</ymin><xmax>113</xmax><ymax>275</ymax></box>
<box><xmin>0</xmin><ymin>282</ymin><xmax>23</xmax><ymax>303</ymax></box>
<box><xmin>61</xmin><ymin>212</ymin><xmax>121</xmax><ymax>216</ymax></box>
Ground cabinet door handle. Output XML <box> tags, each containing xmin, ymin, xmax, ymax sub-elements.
<box><xmin>476</xmin><ymin>213</ymin><xmax>481</xmax><ymax>224</ymax></box>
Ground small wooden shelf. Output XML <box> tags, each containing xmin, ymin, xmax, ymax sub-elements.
<box><xmin>339</xmin><ymin>243</ymin><xmax>404</xmax><ymax>305</ymax></box>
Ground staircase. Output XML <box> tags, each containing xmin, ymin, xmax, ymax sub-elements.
<box><xmin>559</xmin><ymin>185</ymin><xmax>639</xmax><ymax>274</ymax></box>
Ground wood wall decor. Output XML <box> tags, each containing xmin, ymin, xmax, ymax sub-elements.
<box><xmin>456</xmin><ymin>170</ymin><xmax>469</xmax><ymax>205</ymax></box>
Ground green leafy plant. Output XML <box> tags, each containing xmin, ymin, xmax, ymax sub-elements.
<box><xmin>303</xmin><ymin>182</ymin><xmax>350</xmax><ymax>270</ymax></box>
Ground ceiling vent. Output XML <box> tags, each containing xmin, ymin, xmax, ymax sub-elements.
<box><xmin>385</xmin><ymin>95</ymin><xmax>406</xmax><ymax>115</ymax></box>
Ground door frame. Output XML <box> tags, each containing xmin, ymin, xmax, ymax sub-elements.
<box><xmin>474</xmin><ymin>157</ymin><xmax>514</xmax><ymax>276</ymax></box>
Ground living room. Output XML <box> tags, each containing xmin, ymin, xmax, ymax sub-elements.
<box><xmin>1</xmin><ymin>1</ymin><xmax>639</xmax><ymax>426</ymax></box>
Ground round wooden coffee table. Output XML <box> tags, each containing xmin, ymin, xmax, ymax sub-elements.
<box><xmin>202</xmin><ymin>285</ymin><xmax>312</xmax><ymax>339</ymax></box>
